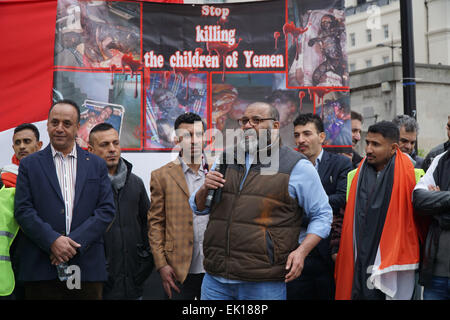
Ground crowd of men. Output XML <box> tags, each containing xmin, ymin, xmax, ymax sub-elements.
<box><xmin>0</xmin><ymin>99</ymin><xmax>449</xmax><ymax>300</ymax></box>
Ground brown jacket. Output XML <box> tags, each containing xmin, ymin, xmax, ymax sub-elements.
<box><xmin>148</xmin><ymin>158</ymin><xmax>195</xmax><ymax>284</ymax></box>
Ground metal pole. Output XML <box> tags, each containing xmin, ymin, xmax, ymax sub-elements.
<box><xmin>391</xmin><ymin>36</ymin><xmax>394</xmax><ymax>63</ymax></box>
<box><xmin>400</xmin><ymin>0</ymin><xmax>417</xmax><ymax>119</ymax></box>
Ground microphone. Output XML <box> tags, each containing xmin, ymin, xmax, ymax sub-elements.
<box><xmin>205</xmin><ymin>153</ymin><xmax>227</xmax><ymax>208</ymax></box>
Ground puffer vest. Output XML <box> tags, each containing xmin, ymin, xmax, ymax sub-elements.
<box><xmin>203</xmin><ymin>145</ymin><xmax>305</xmax><ymax>281</ymax></box>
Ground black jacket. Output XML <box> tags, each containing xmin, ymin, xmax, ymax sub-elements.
<box><xmin>413</xmin><ymin>151</ymin><xmax>450</xmax><ymax>286</ymax></box>
<box><xmin>304</xmin><ymin>151</ymin><xmax>352</xmax><ymax>261</ymax></box>
<box><xmin>352</xmin><ymin>150</ymin><xmax>363</xmax><ymax>169</ymax></box>
<box><xmin>411</xmin><ymin>150</ymin><xmax>424</xmax><ymax>169</ymax></box>
<box><xmin>422</xmin><ymin>140</ymin><xmax>450</xmax><ymax>172</ymax></box>
<box><xmin>103</xmin><ymin>158</ymin><xmax>153</xmax><ymax>300</ymax></box>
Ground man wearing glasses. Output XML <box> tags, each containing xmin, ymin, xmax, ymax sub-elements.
<box><xmin>190</xmin><ymin>101</ymin><xmax>332</xmax><ymax>300</ymax></box>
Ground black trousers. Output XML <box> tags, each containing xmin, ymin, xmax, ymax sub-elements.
<box><xmin>24</xmin><ymin>280</ymin><xmax>103</xmax><ymax>300</ymax></box>
<box><xmin>166</xmin><ymin>273</ymin><xmax>204</xmax><ymax>300</ymax></box>
<box><xmin>287</xmin><ymin>254</ymin><xmax>335</xmax><ymax>300</ymax></box>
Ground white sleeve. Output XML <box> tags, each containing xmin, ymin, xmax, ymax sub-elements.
<box><xmin>414</xmin><ymin>151</ymin><xmax>446</xmax><ymax>191</ymax></box>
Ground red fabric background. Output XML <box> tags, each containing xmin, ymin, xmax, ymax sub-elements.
<box><xmin>0</xmin><ymin>0</ymin><xmax>183</xmax><ymax>132</ymax></box>
<box><xmin>0</xmin><ymin>0</ymin><xmax>58</xmax><ymax>132</ymax></box>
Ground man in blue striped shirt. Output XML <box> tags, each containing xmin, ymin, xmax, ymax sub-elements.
<box><xmin>14</xmin><ymin>100</ymin><xmax>115</xmax><ymax>299</ymax></box>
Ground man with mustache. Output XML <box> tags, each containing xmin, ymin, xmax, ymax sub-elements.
<box><xmin>14</xmin><ymin>100</ymin><xmax>115</xmax><ymax>299</ymax></box>
<box><xmin>350</xmin><ymin>111</ymin><xmax>364</xmax><ymax>169</ymax></box>
<box><xmin>392</xmin><ymin>115</ymin><xmax>423</xmax><ymax>169</ymax></box>
<box><xmin>288</xmin><ymin>113</ymin><xmax>352</xmax><ymax>300</ymax></box>
<box><xmin>0</xmin><ymin>123</ymin><xmax>42</xmax><ymax>299</ymax></box>
<box><xmin>1</xmin><ymin>124</ymin><xmax>43</xmax><ymax>188</ymax></box>
<box><xmin>190</xmin><ymin>102</ymin><xmax>332</xmax><ymax>300</ymax></box>
<box><xmin>335</xmin><ymin>121</ymin><xmax>422</xmax><ymax>300</ymax></box>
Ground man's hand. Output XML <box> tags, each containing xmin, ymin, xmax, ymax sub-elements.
<box><xmin>50</xmin><ymin>236</ymin><xmax>81</xmax><ymax>264</ymax></box>
<box><xmin>428</xmin><ymin>185</ymin><xmax>440</xmax><ymax>191</ymax></box>
<box><xmin>285</xmin><ymin>246</ymin><xmax>307</xmax><ymax>283</ymax></box>
<box><xmin>331</xmin><ymin>253</ymin><xmax>337</xmax><ymax>262</ymax></box>
<box><xmin>195</xmin><ymin>170</ymin><xmax>226</xmax><ymax>211</ymax></box>
<box><xmin>204</xmin><ymin>170</ymin><xmax>226</xmax><ymax>191</ymax></box>
<box><xmin>50</xmin><ymin>254</ymin><xmax>61</xmax><ymax>266</ymax></box>
<box><xmin>285</xmin><ymin>233</ymin><xmax>322</xmax><ymax>283</ymax></box>
<box><xmin>159</xmin><ymin>265</ymin><xmax>180</xmax><ymax>299</ymax></box>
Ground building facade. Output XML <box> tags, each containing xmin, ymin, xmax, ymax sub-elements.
<box><xmin>345</xmin><ymin>0</ymin><xmax>450</xmax><ymax>156</ymax></box>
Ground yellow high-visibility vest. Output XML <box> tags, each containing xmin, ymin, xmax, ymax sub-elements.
<box><xmin>0</xmin><ymin>186</ymin><xmax>19</xmax><ymax>296</ymax></box>
<box><xmin>346</xmin><ymin>167</ymin><xmax>425</xmax><ymax>201</ymax></box>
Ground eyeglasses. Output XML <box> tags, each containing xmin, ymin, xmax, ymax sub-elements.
<box><xmin>238</xmin><ymin>117</ymin><xmax>275</xmax><ymax>126</ymax></box>
<box><xmin>447</xmin><ymin>123</ymin><xmax>450</xmax><ymax>130</ymax></box>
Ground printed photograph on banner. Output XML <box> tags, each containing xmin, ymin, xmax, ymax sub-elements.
<box><xmin>286</xmin><ymin>0</ymin><xmax>348</xmax><ymax>88</ymax></box>
<box><xmin>144</xmin><ymin>72</ymin><xmax>208</xmax><ymax>151</ymax></box>
<box><xmin>211</xmin><ymin>73</ymin><xmax>314</xmax><ymax>149</ymax></box>
<box><xmin>77</xmin><ymin>100</ymin><xmax>125</xmax><ymax>148</ymax></box>
<box><xmin>53</xmin><ymin>71</ymin><xmax>142</xmax><ymax>149</ymax></box>
<box><xmin>54</xmin><ymin>0</ymin><xmax>141</xmax><ymax>69</ymax></box>
<box><xmin>313</xmin><ymin>90</ymin><xmax>351</xmax><ymax>147</ymax></box>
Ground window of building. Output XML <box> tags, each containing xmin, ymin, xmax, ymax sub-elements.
<box><xmin>350</xmin><ymin>33</ymin><xmax>356</xmax><ymax>47</ymax></box>
<box><xmin>349</xmin><ymin>63</ymin><xmax>356</xmax><ymax>72</ymax></box>
<box><xmin>383</xmin><ymin>25</ymin><xmax>389</xmax><ymax>39</ymax></box>
<box><xmin>383</xmin><ymin>56</ymin><xmax>390</xmax><ymax>64</ymax></box>
<box><xmin>366</xmin><ymin>59</ymin><xmax>372</xmax><ymax>68</ymax></box>
<box><xmin>366</xmin><ymin>29</ymin><xmax>372</xmax><ymax>42</ymax></box>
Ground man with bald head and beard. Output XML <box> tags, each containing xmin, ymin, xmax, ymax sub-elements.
<box><xmin>190</xmin><ymin>102</ymin><xmax>332</xmax><ymax>300</ymax></box>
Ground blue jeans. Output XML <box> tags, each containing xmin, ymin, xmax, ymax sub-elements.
<box><xmin>423</xmin><ymin>276</ymin><xmax>450</xmax><ymax>300</ymax></box>
<box><xmin>200</xmin><ymin>273</ymin><xmax>286</xmax><ymax>300</ymax></box>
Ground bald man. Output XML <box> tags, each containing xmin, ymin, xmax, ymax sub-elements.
<box><xmin>190</xmin><ymin>102</ymin><xmax>332</xmax><ymax>300</ymax></box>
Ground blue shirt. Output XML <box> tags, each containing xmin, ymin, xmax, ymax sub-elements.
<box><xmin>314</xmin><ymin>149</ymin><xmax>324</xmax><ymax>171</ymax></box>
<box><xmin>189</xmin><ymin>153</ymin><xmax>332</xmax><ymax>239</ymax></box>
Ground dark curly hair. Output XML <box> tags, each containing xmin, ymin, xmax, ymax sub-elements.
<box><xmin>293</xmin><ymin>113</ymin><xmax>324</xmax><ymax>133</ymax></box>
<box><xmin>174</xmin><ymin>112</ymin><xmax>206</xmax><ymax>131</ymax></box>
